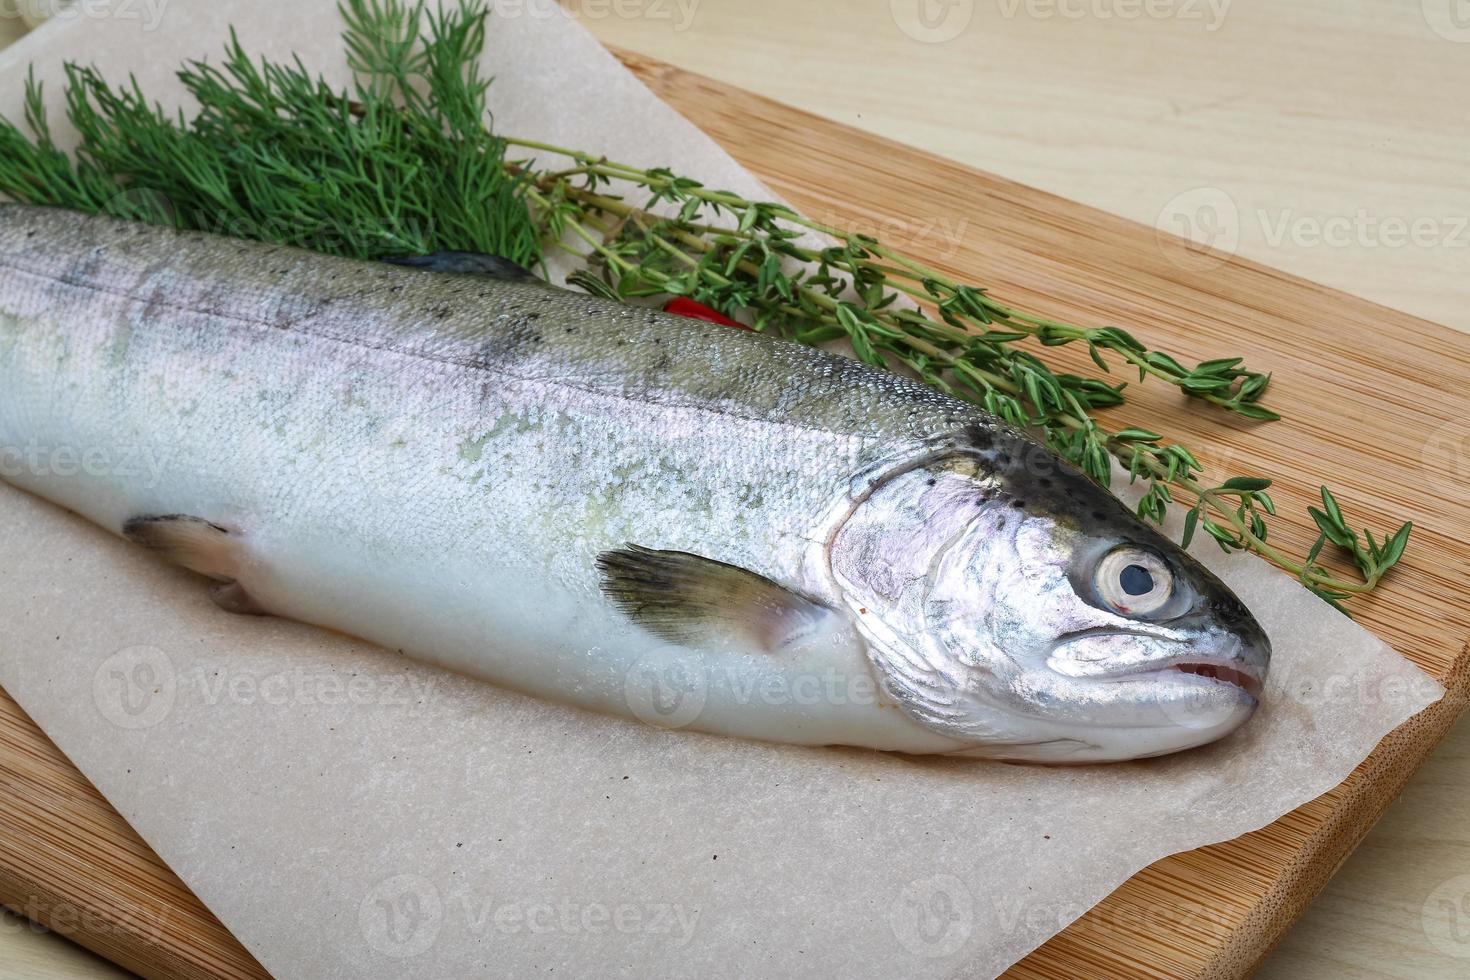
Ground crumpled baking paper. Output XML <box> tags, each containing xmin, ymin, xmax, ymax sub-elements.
<box><xmin>0</xmin><ymin>2</ymin><xmax>1442</xmax><ymax>977</ymax></box>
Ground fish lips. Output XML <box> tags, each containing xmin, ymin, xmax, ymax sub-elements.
<box><xmin>1046</xmin><ymin>624</ymin><xmax>1269</xmax><ymax>731</ymax></box>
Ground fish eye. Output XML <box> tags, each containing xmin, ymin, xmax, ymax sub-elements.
<box><xmin>1093</xmin><ymin>547</ymin><xmax>1174</xmax><ymax>617</ymax></box>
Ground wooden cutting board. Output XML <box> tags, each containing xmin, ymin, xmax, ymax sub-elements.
<box><xmin>2</xmin><ymin>50</ymin><xmax>1469</xmax><ymax>980</ymax></box>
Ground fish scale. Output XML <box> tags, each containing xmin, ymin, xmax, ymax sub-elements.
<box><xmin>0</xmin><ymin>205</ymin><xmax>1270</xmax><ymax>762</ymax></box>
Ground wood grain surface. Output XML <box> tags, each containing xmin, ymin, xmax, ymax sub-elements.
<box><xmin>0</xmin><ymin>696</ymin><xmax>266</xmax><ymax>979</ymax></box>
<box><xmin>2</xmin><ymin>39</ymin><xmax>1469</xmax><ymax>980</ymax></box>
<box><xmin>575</xmin><ymin>0</ymin><xmax>1470</xmax><ymax>336</ymax></box>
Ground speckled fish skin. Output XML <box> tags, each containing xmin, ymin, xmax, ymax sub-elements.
<box><xmin>0</xmin><ymin>206</ymin><xmax>1269</xmax><ymax>762</ymax></box>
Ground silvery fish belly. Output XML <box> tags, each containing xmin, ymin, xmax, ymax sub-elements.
<box><xmin>0</xmin><ymin>206</ymin><xmax>1270</xmax><ymax>763</ymax></box>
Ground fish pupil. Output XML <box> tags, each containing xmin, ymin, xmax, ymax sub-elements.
<box><xmin>1120</xmin><ymin>564</ymin><xmax>1154</xmax><ymax>596</ymax></box>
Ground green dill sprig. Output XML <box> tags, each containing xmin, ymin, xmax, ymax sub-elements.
<box><xmin>0</xmin><ymin>1</ymin><xmax>541</xmax><ymax>264</ymax></box>
<box><xmin>0</xmin><ymin>0</ymin><xmax>1411</xmax><ymax>611</ymax></box>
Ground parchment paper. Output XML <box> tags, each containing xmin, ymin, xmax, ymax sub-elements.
<box><xmin>0</xmin><ymin>3</ymin><xmax>1442</xmax><ymax>977</ymax></box>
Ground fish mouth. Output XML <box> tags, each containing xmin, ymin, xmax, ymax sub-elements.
<box><xmin>1167</xmin><ymin>662</ymin><xmax>1263</xmax><ymax>698</ymax></box>
<box><xmin>1051</xmin><ymin>628</ymin><xmax>1265</xmax><ymax>698</ymax></box>
<box><xmin>1109</xmin><ymin>655</ymin><xmax>1265</xmax><ymax>701</ymax></box>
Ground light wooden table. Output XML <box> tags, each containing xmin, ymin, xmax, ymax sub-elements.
<box><xmin>3</xmin><ymin>2</ymin><xmax>1469</xmax><ymax>977</ymax></box>
<box><xmin>0</xmin><ymin>908</ymin><xmax>131</xmax><ymax>980</ymax></box>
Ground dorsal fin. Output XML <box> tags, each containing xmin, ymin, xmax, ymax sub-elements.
<box><xmin>382</xmin><ymin>251</ymin><xmax>539</xmax><ymax>282</ymax></box>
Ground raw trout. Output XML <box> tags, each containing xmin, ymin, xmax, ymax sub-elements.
<box><xmin>0</xmin><ymin>206</ymin><xmax>1269</xmax><ymax>762</ymax></box>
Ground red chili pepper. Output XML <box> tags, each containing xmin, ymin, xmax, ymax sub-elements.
<box><xmin>663</xmin><ymin>297</ymin><xmax>749</xmax><ymax>330</ymax></box>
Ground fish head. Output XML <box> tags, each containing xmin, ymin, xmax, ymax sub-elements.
<box><xmin>829</xmin><ymin>428</ymin><xmax>1270</xmax><ymax>763</ymax></box>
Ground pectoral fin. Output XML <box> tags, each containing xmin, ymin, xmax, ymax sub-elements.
<box><xmin>382</xmin><ymin>251</ymin><xmax>540</xmax><ymax>282</ymax></box>
<box><xmin>123</xmin><ymin>515</ymin><xmax>267</xmax><ymax>617</ymax></box>
<box><xmin>597</xmin><ymin>545</ymin><xmax>836</xmax><ymax>654</ymax></box>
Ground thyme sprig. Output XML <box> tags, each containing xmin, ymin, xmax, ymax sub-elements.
<box><xmin>515</xmin><ymin>143</ymin><xmax>1279</xmax><ymax>418</ymax></box>
<box><xmin>501</xmin><ymin>142</ymin><xmax>1407</xmax><ymax>610</ymax></box>
<box><xmin>0</xmin><ymin>0</ymin><xmax>1411</xmax><ymax>611</ymax></box>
